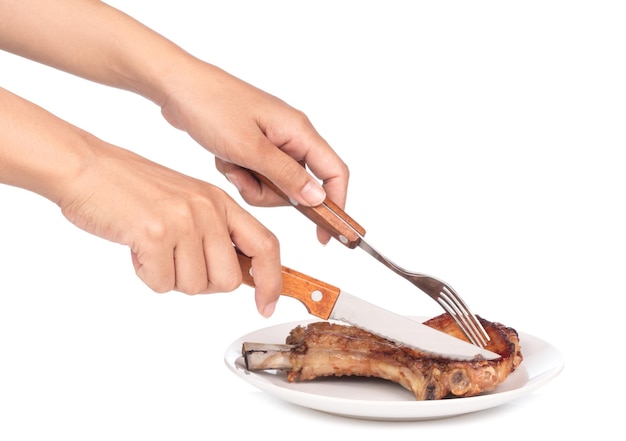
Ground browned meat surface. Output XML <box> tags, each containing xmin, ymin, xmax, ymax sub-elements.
<box><xmin>242</xmin><ymin>313</ymin><xmax>522</xmax><ymax>400</ymax></box>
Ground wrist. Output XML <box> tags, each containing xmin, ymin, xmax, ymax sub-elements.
<box><xmin>0</xmin><ymin>88</ymin><xmax>98</xmax><ymax>205</ymax></box>
<box><xmin>120</xmin><ymin>44</ymin><xmax>198</xmax><ymax>108</ymax></box>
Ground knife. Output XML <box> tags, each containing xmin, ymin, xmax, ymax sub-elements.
<box><xmin>236</xmin><ymin>250</ymin><xmax>499</xmax><ymax>360</ymax></box>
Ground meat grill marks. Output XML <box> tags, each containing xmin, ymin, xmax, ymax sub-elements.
<box><xmin>242</xmin><ymin>313</ymin><xmax>523</xmax><ymax>400</ymax></box>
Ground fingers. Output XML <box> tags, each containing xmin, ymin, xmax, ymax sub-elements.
<box><xmin>263</xmin><ymin>111</ymin><xmax>349</xmax><ymax>211</ymax></box>
<box><xmin>215</xmin><ymin>129</ymin><xmax>350</xmax><ymax>245</ymax></box>
<box><xmin>216</xmin><ymin>158</ymin><xmax>286</xmax><ymax>207</ymax></box>
<box><xmin>215</xmin><ymin>142</ymin><xmax>349</xmax><ymax>213</ymax></box>
<box><xmin>131</xmin><ymin>240</ymin><xmax>243</xmax><ymax>296</ymax></box>
<box><xmin>229</xmin><ymin>210</ymin><xmax>282</xmax><ymax>317</ymax></box>
<box><xmin>214</xmin><ymin>104</ymin><xmax>349</xmax><ymax>210</ymax></box>
<box><xmin>127</xmin><ymin>188</ymin><xmax>281</xmax><ymax>317</ymax></box>
<box><xmin>216</xmin><ymin>150</ymin><xmax>326</xmax><ymax>208</ymax></box>
<box><xmin>173</xmin><ymin>233</ymin><xmax>241</xmax><ymax>295</ymax></box>
<box><xmin>131</xmin><ymin>245</ymin><xmax>175</xmax><ymax>293</ymax></box>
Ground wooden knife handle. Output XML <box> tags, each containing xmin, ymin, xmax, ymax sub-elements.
<box><xmin>249</xmin><ymin>170</ymin><xmax>366</xmax><ymax>249</ymax></box>
<box><xmin>236</xmin><ymin>249</ymin><xmax>340</xmax><ymax>320</ymax></box>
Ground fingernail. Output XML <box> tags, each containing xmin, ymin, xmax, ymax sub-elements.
<box><xmin>261</xmin><ymin>300</ymin><xmax>278</xmax><ymax>318</ymax></box>
<box><xmin>300</xmin><ymin>181</ymin><xmax>326</xmax><ymax>206</ymax></box>
<box><xmin>225</xmin><ymin>173</ymin><xmax>243</xmax><ymax>192</ymax></box>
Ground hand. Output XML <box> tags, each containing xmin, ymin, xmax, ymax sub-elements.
<box><xmin>58</xmin><ymin>140</ymin><xmax>283</xmax><ymax>317</ymax></box>
<box><xmin>159</xmin><ymin>61</ymin><xmax>350</xmax><ymax>244</ymax></box>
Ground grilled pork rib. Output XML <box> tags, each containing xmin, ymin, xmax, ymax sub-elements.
<box><xmin>242</xmin><ymin>313</ymin><xmax>522</xmax><ymax>400</ymax></box>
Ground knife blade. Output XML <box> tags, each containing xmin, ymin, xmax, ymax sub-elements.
<box><xmin>236</xmin><ymin>250</ymin><xmax>499</xmax><ymax>360</ymax></box>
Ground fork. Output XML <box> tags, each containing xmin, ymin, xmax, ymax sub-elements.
<box><xmin>357</xmin><ymin>237</ymin><xmax>490</xmax><ymax>347</ymax></box>
<box><xmin>251</xmin><ymin>171</ymin><xmax>490</xmax><ymax>347</ymax></box>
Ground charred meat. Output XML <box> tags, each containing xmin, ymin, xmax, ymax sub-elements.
<box><xmin>242</xmin><ymin>313</ymin><xmax>522</xmax><ymax>400</ymax></box>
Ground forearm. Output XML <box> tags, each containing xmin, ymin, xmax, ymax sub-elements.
<box><xmin>0</xmin><ymin>0</ymin><xmax>348</xmax><ymax>218</ymax></box>
<box><xmin>0</xmin><ymin>86</ymin><xmax>94</xmax><ymax>203</ymax></box>
<box><xmin>0</xmin><ymin>0</ymin><xmax>191</xmax><ymax>105</ymax></box>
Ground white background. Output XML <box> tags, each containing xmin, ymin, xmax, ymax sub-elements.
<box><xmin>1</xmin><ymin>1</ymin><xmax>623</xmax><ymax>439</ymax></box>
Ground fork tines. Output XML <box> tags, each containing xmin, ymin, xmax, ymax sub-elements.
<box><xmin>438</xmin><ymin>287</ymin><xmax>490</xmax><ymax>348</ymax></box>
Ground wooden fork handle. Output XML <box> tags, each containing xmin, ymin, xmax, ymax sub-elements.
<box><xmin>249</xmin><ymin>170</ymin><xmax>366</xmax><ymax>249</ymax></box>
<box><xmin>236</xmin><ymin>249</ymin><xmax>340</xmax><ymax>319</ymax></box>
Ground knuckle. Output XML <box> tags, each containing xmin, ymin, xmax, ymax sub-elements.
<box><xmin>341</xmin><ymin>162</ymin><xmax>350</xmax><ymax>181</ymax></box>
<box><xmin>213</xmin><ymin>268</ymin><xmax>243</xmax><ymax>293</ymax></box>
<box><xmin>224</xmin><ymin>270</ymin><xmax>243</xmax><ymax>292</ymax></box>
<box><xmin>290</xmin><ymin>108</ymin><xmax>311</xmax><ymax>128</ymax></box>
<box><xmin>141</xmin><ymin>217</ymin><xmax>170</xmax><ymax>242</ymax></box>
<box><xmin>256</xmin><ymin>231</ymin><xmax>280</xmax><ymax>256</ymax></box>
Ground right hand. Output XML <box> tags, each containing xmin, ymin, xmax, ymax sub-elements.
<box><xmin>58</xmin><ymin>141</ymin><xmax>283</xmax><ymax>317</ymax></box>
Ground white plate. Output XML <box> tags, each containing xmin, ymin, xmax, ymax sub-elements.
<box><xmin>224</xmin><ymin>318</ymin><xmax>564</xmax><ymax>421</ymax></box>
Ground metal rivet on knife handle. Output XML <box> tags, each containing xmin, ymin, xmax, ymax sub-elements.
<box><xmin>248</xmin><ymin>169</ymin><xmax>366</xmax><ymax>249</ymax></box>
<box><xmin>235</xmin><ymin>249</ymin><xmax>341</xmax><ymax>320</ymax></box>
